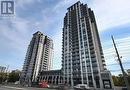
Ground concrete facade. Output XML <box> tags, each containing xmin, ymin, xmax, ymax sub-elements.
<box><xmin>20</xmin><ymin>31</ymin><xmax>53</xmax><ymax>85</ymax></box>
<box><xmin>62</xmin><ymin>1</ymin><xmax>114</xmax><ymax>90</ymax></box>
<box><xmin>38</xmin><ymin>70</ymin><xmax>63</xmax><ymax>85</ymax></box>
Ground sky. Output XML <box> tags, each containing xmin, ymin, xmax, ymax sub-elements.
<box><xmin>0</xmin><ymin>0</ymin><xmax>130</xmax><ymax>75</ymax></box>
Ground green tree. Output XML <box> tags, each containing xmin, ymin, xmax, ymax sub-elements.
<box><xmin>8</xmin><ymin>70</ymin><xmax>20</xmax><ymax>82</ymax></box>
<box><xmin>112</xmin><ymin>75</ymin><xmax>119</xmax><ymax>86</ymax></box>
<box><xmin>0</xmin><ymin>72</ymin><xmax>7</xmax><ymax>83</ymax></box>
<box><xmin>127</xmin><ymin>69</ymin><xmax>130</xmax><ymax>75</ymax></box>
<box><xmin>117</xmin><ymin>74</ymin><xmax>125</xmax><ymax>86</ymax></box>
<box><xmin>127</xmin><ymin>69</ymin><xmax>130</xmax><ymax>85</ymax></box>
<box><xmin>112</xmin><ymin>72</ymin><xmax>130</xmax><ymax>86</ymax></box>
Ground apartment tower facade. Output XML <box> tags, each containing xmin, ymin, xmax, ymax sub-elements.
<box><xmin>62</xmin><ymin>1</ymin><xmax>114</xmax><ymax>90</ymax></box>
<box><xmin>20</xmin><ymin>31</ymin><xmax>53</xmax><ymax>84</ymax></box>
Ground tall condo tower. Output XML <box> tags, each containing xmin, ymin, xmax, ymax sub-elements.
<box><xmin>62</xmin><ymin>1</ymin><xmax>114</xmax><ymax>90</ymax></box>
<box><xmin>20</xmin><ymin>31</ymin><xmax>53</xmax><ymax>84</ymax></box>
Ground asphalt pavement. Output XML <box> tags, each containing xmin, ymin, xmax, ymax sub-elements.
<box><xmin>0</xmin><ymin>85</ymin><xmax>126</xmax><ymax>90</ymax></box>
<box><xmin>0</xmin><ymin>85</ymin><xmax>58</xmax><ymax>90</ymax></box>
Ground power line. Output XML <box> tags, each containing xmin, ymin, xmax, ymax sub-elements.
<box><xmin>107</xmin><ymin>62</ymin><xmax>130</xmax><ymax>66</ymax></box>
<box><xmin>111</xmin><ymin>35</ymin><xmax>130</xmax><ymax>89</ymax></box>
<box><xmin>109</xmin><ymin>69</ymin><xmax>130</xmax><ymax>72</ymax></box>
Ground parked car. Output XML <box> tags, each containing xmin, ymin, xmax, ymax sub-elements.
<box><xmin>14</xmin><ymin>81</ymin><xmax>20</xmax><ymax>85</ymax></box>
<box><xmin>74</xmin><ymin>84</ymin><xmax>90</xmax><ymax>90</ymax></box>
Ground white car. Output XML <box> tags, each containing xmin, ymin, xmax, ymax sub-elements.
<box><xmin>14</xmin><ymin>81</ymin><xmax>20</xmax><ymax>85</ymax></box>
<box><xmin>74</xmin><ymin>84</ymin><xmax>90</xmax><ymax>90</ymax></box>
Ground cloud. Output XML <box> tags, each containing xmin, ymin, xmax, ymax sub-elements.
<box><xmin>51</xmin><ymin>30</ymin><xmax>62</xmax><ymax>69</ymax></box>
<box><xmin>15</xmin><ymin>0</ymin><xmax>35</xmax><ymax>9</ymax></box>
<box><xmin>0</xmin><ymin>14</ymin><xmax>35</xmax><ymax>70</ymax></box>
<box><xmin>88</xmin><ymin>0</ymin><xmax>130</xmax><ymax>31</ymax></box>
<box><xmin>50</xmin><ymin>0</ymin><xmax>130</xmax><ymax>32</ymax></box>
<box><xmin>0</xmin><ymin>0</ymin><xmax>130</xmax><ymax>72</ymax></box>
<box><xmin>0</xmin><ymin>0</ymin><xmax>64</xmax><ymax>70</ymax></box>
<box><xmin>0</xmin><ymin>16</ymin><xmax>33</xmax><ymax>51</ymax></box>
<box><xmin>103</xmin><ymin>36</ymin><xmax>130</xmax><ymax>74</ymax></box>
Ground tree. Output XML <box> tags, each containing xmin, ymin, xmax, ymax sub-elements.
<box><xmin>0</xmin><ymin>72</ymin><xmax>7</xmax><ymax>84</ymax></box>
<box><xmin>127</xmin><ymin>69</ymin><xmax>130</xmax><ymax>75</ymax></box>
<box><xmin>127</xmin><ymin>69</ymin><xmax>130</xmax><ymax>85</ymax></box>
<box><xmin>112</xmin><ymin>75</ymin><xmax>119</xmax><ymax>86</ymax></box>
<box><xmin>117</xmin><ymin>74</ymin><xmax>125</xmax><ymax>86</ymax></box>
<box><xmin>8</xmin><ymin>70</ymin><xmax>20</xmax><ymax>82</ymax></box>
<box><xmin>112</xmin><ymin>71</ymin><xmax>130</xmax><ymax>86</ymax></box>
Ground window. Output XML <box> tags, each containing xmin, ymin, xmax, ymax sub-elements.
<box><xmin>83</xmin><ymin>29</ymin><xmax>86</xmax><ymax>34</ymax></box>
<box><xmin>82</xmin><ymin>62</ymin><xmax>85</xmax><ymax>66</ymax></box>
<box><xmin>82</xmin><ymin>23</ymin><xmax>85</xmax><ymax>27</ymax></box>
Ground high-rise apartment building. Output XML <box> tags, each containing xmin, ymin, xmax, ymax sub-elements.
<box><xmin>20</xmin><ymin>31</ymin><xmax>53</xmax><ymax>84</ymax></box>
<box><xmin>62</xmin><ymin>1</ymin><xmax>114</xmax><ymax>89</ymax></box>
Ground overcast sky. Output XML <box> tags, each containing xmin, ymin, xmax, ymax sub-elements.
<box><xmin>0</xmin><ymin>0</ymin><xmax>130</xmax><ymax>75</ymax></box>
